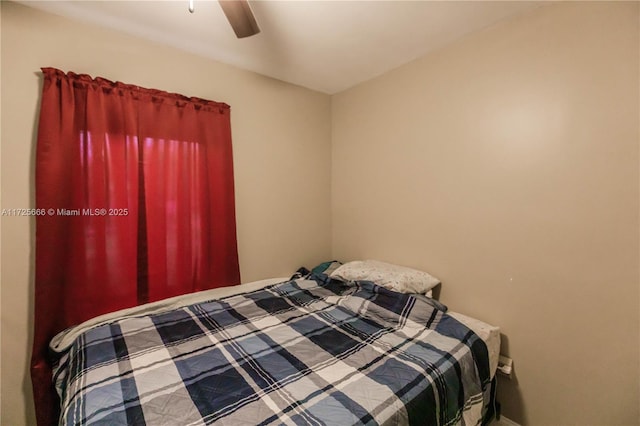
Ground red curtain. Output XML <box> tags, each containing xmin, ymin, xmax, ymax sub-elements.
<box><xmin>32</xmin><ymin>68</ymin><xmax>240</xmax><ymax>425</ymax></box>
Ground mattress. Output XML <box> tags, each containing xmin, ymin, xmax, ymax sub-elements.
<box><xmin>448</xmin><ymin>312</ymin><xmax>500</xmax><ymax>379</ymax></box>
<box><xmin>51</xmin><ymin>276</ymin><xmax>493</xmax><ymax>426</ymax></box>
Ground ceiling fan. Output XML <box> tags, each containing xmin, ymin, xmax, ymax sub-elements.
<box><xmin>189</xmin><ymin>0</ymin><xmax>260</xmax><ymax>38</ymax></box>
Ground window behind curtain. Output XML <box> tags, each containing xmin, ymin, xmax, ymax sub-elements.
<box><xmin>32</xmin><ymin>67</ymin><xmax>240</xmax><ymax>426</ymax></box>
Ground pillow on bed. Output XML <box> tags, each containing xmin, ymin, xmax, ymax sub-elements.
<box><xmin>310</xmin><ymin>260</ymin><xmax>342</xmax><ymax>277</ymax></box>
<box><xmin>291</xmin><ymin>260</ymin><xmax>343</xmax><ymax>283</ymax></box>
<box><xmin>330</xmin><ymin>260</ymin><xmax>440</xmax><ymax>295</ymax></box>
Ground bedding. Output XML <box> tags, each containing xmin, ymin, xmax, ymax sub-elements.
<box><xmin>447</xmin><ymin>312</ymin><xmax>500</xmax><ymax>380</ymax></box>
<box><xmin>51</xmin><ymin>275</ymin><xmax>491</xmax><ymax>426</ymax></box>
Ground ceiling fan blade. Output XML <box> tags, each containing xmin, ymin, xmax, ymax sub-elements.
<box><xmin>218</xmin><ymin>0</ymin><xmax>260</xmax><ymax>38</ymax></box>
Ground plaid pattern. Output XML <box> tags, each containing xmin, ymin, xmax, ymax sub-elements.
<box><xmin>53</xmin><ymin>278</ymin><xmax>490</xmax><ymax>426</ymax></box>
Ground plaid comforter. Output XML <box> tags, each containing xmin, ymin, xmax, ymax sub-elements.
<box><xmin>52</xmin><ymin>277</ymin><xmax>490</xmax><ymax>426</ymax></box>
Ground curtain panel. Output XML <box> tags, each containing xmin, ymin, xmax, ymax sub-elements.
<box><xmin>32</xmin><ymin>68</ymin><xmax>241</xmax><ymax>425</ymax></box>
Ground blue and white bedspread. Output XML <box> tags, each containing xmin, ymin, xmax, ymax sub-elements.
<box><xmin>52</xmin><ymin>277</ymin><xmax>491</xmax><ymax>426</ymax></box>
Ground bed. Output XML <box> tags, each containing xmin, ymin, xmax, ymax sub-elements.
<box><xmin>50</xmin><ymin>263</ymin><xmax>500</xmax><ymax>426</ymax></box>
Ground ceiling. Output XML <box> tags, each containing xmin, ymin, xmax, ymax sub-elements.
<box><xmin>20</xmin><ymin>1</ymin><xmax>541</xmax><ymax>94</ymax></box>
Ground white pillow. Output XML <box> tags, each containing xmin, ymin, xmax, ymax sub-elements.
<box><xmin>330</xmin><ymin>260</ymin><xmax>440</xmax><ymax>295</ymax></box>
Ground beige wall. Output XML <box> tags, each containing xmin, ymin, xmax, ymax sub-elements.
<box><xmin>332</xmin><ymin>2</ymin><xmax>639</xmax><ymax>425</ymax></box>
<box><xmin>0</xmin><ymin>2</ymin><xmax>331</xmax><ymax>424</ymax></box>
<box><xmin>0</xmin><ymin>1</ymin><xmax>3</xmax><ymax>417</ymax></box>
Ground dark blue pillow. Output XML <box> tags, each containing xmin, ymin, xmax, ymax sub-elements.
<box><xmin>290</xmin><ymin>260</ymin><xmax>342</xmax><ymax>283</ymax></box>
